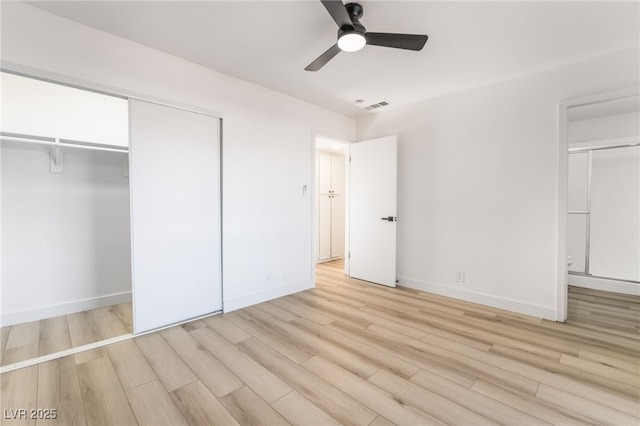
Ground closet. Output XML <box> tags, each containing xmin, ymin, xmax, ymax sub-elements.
<box><xmin>317</xmin><ymin>151</ymin><xmax>345</xmax><ymax>262</ymax></box>
<box><xmin>1</xmin><ymin>71</ymin><xmax>131</xmax><ymax>326</ymax></box>
<box><xmin>1</xmin><ymin>70</ymin><xmax>222</xmax><ymax>367</ymax></box>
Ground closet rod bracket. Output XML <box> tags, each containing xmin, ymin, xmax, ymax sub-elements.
<box><xmin>50</xmin><ymin>145</ymin><xmax>64</xmax><ymax>174</ymax></box>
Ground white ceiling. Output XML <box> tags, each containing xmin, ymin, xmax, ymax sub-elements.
<box><xmin>28</xmin><ymin>1</ymin><xmax>640</xmax><ymax>118</ymax></box>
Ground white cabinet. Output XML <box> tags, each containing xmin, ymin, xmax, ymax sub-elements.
<box><xmin>317</xmin><ymin>151</ymin><xmax>345</xmax><ymax>262</ymax></box>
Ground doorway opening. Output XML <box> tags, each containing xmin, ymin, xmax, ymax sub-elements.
<box><xmin>558</xmin><ymin>87</ymin><xmax>640</xmax><ymax>325</ymax></box>
<box><xmin>315</xmin><ymin>136</ymin><xmax>349</xmax><ymax>276</ymax></box>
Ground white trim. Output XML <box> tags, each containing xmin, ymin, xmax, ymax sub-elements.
<box><xmin>223</xmin><ymin>280</ymin><xmax>313</xmax><ymax>313</ymax></box>
<box><xmin>569</xmin><ymin>275</ymin><xmax>640</xmax><ymax>295</ymax></box>
<box><xmin>1</xmin><ymin>291</ymin><xmax>132</xmax><ymax>327</ymax></box>
<box><xmin>557</xmin><ymin>85</ymin><xmax>640</xmax><ymax>322</ymax></box>
<box><xmin>399</xmin><ymin>277</ymin><xmax>556</xmax><ymax>320</ymax></box>
<box><xmin>557</xmin><ymin>100</ymin><xmax>570</xmax><ymax>322</ymax></box>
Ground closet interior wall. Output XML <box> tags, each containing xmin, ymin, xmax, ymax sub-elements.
<box><xmin>1</xmin><ymin>71</ymin><xmax>132</xmax><ymax>327</ymax></box>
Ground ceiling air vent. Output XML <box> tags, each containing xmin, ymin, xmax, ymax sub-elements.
<box><xmin>363</xmin><ymin>101</ymin><xmax>390</xmax><ymax>111</ymax></box>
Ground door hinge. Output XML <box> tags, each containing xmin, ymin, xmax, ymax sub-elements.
<box><xmin>349</xmin><ymin>156</ymin><xmax>351</xmax><ymax>163</ymax></box>
<box><xmin>348</xmin><ymin>252</ymin><xmax>351</xmax><ymax>259</ymax></box>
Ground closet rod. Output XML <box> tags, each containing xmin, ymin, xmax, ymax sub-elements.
<box><xmin>0</xmin><ymin>134</ymin><xmax>128</xmax><ymax>154</ymax></box>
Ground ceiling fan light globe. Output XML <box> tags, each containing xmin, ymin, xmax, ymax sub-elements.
<box><xmin>338</xmin><ymin>32</ymin><xmax>366</xmax><ymax>52</ymax></box>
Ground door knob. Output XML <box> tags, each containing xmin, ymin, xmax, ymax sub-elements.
<box><xmin>381</xmin><ymin>216</ymin><xmax>396</xmax><ymax>222</ymax></box>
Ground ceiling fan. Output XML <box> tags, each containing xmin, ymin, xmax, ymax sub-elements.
<box><xmin>305</xmin><ymin>0</ymin><xmax>428</xmax><ymax>71</ymax></box>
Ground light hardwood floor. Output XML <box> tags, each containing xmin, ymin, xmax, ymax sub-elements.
<box><xmin>0</xmin><ymin>303</ymin><xmax>133</xmax><ymax>366</ymax></box>
<box><xmin>1</xmin><ymin>261</ymin><xmax>638</xmax><ymax>425</ymax></box>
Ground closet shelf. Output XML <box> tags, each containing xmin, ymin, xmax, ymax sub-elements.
<box><xmin>0</xmin><ymin>133</ymin><xmax>129</xmax><ymax>155</ymax></box>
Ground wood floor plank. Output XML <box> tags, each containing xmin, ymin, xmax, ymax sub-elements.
<box><xmin>489</xmin><ymin>344</ymin><xmax>639</xmax><ymax>398</ymax></box>
<box><xmin>74</xmin><ymin>347</ymin><xmax>107</xmax><ymax>365</ymax></box>
<box><xmin>219</xmin><ymin>386</ymin><xmax>291</xmax><ymax>426</ymax></box>
<box><xmin>68</xmin><ymin>311</ymin><xmax>102</xmax><ymax>348</ymax></box>
<box><xmin>135</xmin><ymin>333</ymin><xmax>197</xmax><ymax>392</ymax></box>
<box><xmin>368</xmin><ymin>416</ymin><xmax>395</xmax><ymax>426</ymax></box>
<box><xmin>578</xmin><ymin>348</ymin><xmax>640</xmax><ymax>374</ymax></box>
<box><xmin>244</xmin><ymin>306</ymin><xmax>380</xmax><ymax>379</ymax></box>
<box><xmin>559</xmin><ymin>353</ymin><xmax>640</xmax><ymax>387</ymax></box>
<box><xmin>106</xmin><ymin>339</ymin><xmax>157</xmax><ymax>391</ymax></box>
<box><xmin>327</xmin><ymin>320</ymin><xmax>477</xmax><ymax>388</ymax></box>
<box><xmin>76</xmin><ymin>356</ymin><xmax>138</xmax><ymax>426</ymax></box>
<box><xmin>302</xmin><ymin>355</ymin><xmax>445</xmax><ymax>426</ymax></box>
<box><xmin>126</xmin><ymin>380</ymin><xmax>188</xmax><ymax>426</ymax></box>
<box><xmin>238</xmin><ymin>337</ymin><xmax>377</xmax><ymax>426</ymax></box>
<box><xmin>1</xmin><ymin>325</ymin><xmax>11</xmax><ymax>350</ymax></box>
<box><xmin>270</xmin><ymin>297</ymin><xmax>335</xmax><ymax>325</ymax></box>
<box><xmin>190</xmin><ymin>326</ymin><xmax>292</xmax><ymax>403</ymax></box>
<box><xmin>38</xmin><ymin>315</ymin><xmax>72</xmax><ymax>357</ymax></box>
<box><xmin>202</xmin><ymin>315</ymin><xmax>251</xmax><ymax>343</ymax></box>
<box><xmin>36</xmin><ymin>356</ymin><xmax>86</xmax><ymax>426</ymax></box>
<box><xmin>2</xmin><ymin>343</ymin><xmax>40</xmax><ymax>366</ymax></box>
<box><xmin>0</xmin><ymin>365</ymin><xmax>38</xmax><ymax>426</ymax></box>
<box><xmin>5</xmin><ymin>320</ymin><xmax>40</xmax><ymax>350</ymax></box>
<box><xmin>470</xmin><ymin>379</ymin><xmax>599</xmax><ymax>426</ymax></box>
<box><xmin>407</xmin><ymin>369</ymin><xmax>547</xmax><ymax>425</ymax></box>
<box><xmin>271</xmin><ymin>390</ymin><xmax>342</xmax><ymax>426</ymax></box>
<box><xmin>91</xmin><ymin>306</ymin><xmax>128</xmax><ymax>340</ymax></box>
<box><xmin>292</xmin><ymin>317</ymin><xmax>421</xmax><ymax>379</ymax></box>
<box><xmin>181</xmin><ymin>320</ymin><xmax>207</xmax><ymax>332</ymax></box>
<box><xmin>309</xmin><ymin>290</ymin><xmax>428</xmax><ymax>338</ymax></box>
<box><xmin>255</xmin><ymin>301</ymin><xmax>299</xmax><ymax>322</ymax></box>
<box><xmin>170</xmin><ymin>381</ymin><xmax>240</xmax><ymax>426</ymax></box>
<box><xmin>368</xmin><ymin>369</ymin><xmax>497</xmax><ymax>425</ymax></box>
<box><xmin>290</xmin><ymin>291</ymin><xmax>376</xmax><ymax>330</ymax></box>
<box><xmin>360</xmin><ymin>319</ymin><xmax>540</xmax><ymax>395</ymax></box>
<box><xmin>536</xmin><ymin>383</ymin><xmax>639</xmax><ymax>425</ymax></box>
<box><xmin>159</xmin><ymin>325</ymin><xmax>243</xmax><ymax>398</ymax></box>
<box><xmin>224</xmin><ymin>310</ymin><xmax>315</xmax><ymax>364</ymax></box>
<box><xmin>113</xmin><ymin>302</ymin><xmax>134</xmax><ymax>333</ymax></box>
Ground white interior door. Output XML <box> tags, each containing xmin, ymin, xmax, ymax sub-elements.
<box><xmin>349</xmin><ymin>135</ymin><xmax>398</xmax><ymax>287</ymax></box>
<box><xmin>129</xmin><ymin>99</ymin><xmax>221</xmax><ymax>333</ymax></box>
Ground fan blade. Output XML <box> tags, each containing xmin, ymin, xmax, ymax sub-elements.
<box><xmin>366</xmin><ymin>32</ymin><xmax>428</xmax><ymax>51</ymax></box>
<box><xmin>321</xmin><ymin>0</ymin><xmax>352</xmax><ymax>28</ymax></box>
<box><xmin>305</xmin><ymin>44</ymin><xmax>341</xmax><ymax>71</ymax></box>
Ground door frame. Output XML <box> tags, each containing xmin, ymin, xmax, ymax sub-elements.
<box><xmin>312</xmin><ymin>133</ymin><xmax>351</xmax><ymax>279</ymax></box>
<box><xmin>556</xmin><ymin>85</ymin><xmax>639</xmax><ymax>322</ymax></box>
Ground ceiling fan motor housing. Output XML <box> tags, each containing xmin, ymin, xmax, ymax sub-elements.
<box><xmin>339</xmin><ymin>2</ymin><xmax>366</xmax><ymax>37</ymax></box>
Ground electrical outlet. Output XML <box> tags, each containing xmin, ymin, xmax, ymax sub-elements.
<box><xmin>456</xmin><ymin>271</ymin><xmax>465</xmax><ymax>283</ymax></box>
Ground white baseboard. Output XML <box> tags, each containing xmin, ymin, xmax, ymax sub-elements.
<box><xmin>223</xmin><ymin>280</ymin><xmax>314</xmax><ymax>313</ymax></box>
<box><xmin>398</xmin><ymin>277</ymin><xmax>556</xmax><ymax>321</ymax></box>
<box><xmin>568</xmin><ymin>274</ymin><xmax>640</xmax><ymax>295</ymax></box>
<box><xmin>1</xmin><ymin>291</ymin><xmax>132</xmax><ymax>326</ymax></box>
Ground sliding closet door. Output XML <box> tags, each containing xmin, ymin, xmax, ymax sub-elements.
<box><xmin>129</xmin><ymin>99</ymin><xmax>221</xmax><ymax>333</ymax></box>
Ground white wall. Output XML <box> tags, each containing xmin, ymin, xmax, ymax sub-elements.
<box><xmin>1</xmin><ymin>147</ymin><xmax>131</xmax><ymax>324</ymax></box>
<box><xmin>356</xmin><ymin>48</ymin><xmax>640</xmax><ymax>320</ymax></box>
<box><xmin>0</xmin><ymin>2</ymin><xmax>356</xmax><ymax>314</ymax></box>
